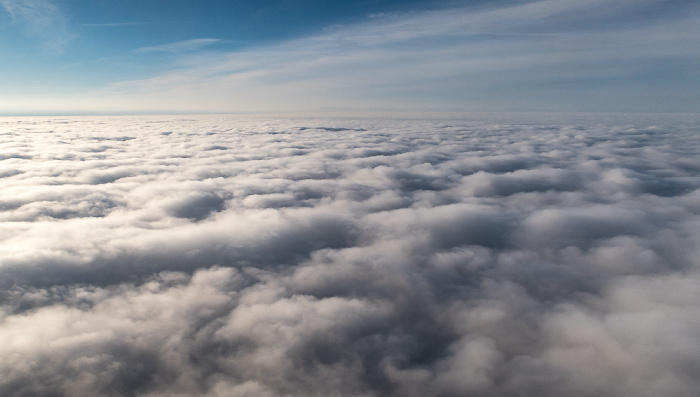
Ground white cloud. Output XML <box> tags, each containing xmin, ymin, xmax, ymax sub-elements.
<box><xmin>1</xmin><ymin>113</ymin><xmax>700</xmax><ymax>395</ymax></box>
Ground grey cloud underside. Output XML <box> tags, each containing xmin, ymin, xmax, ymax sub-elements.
<box><xmin>1</xmin><ymin>114</ymin><xmax>700</xmax><ymax>396</ymax></box>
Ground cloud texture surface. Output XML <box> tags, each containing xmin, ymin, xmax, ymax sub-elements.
<box><xmin>1</xmin><ymin>114</ymin><xmax>700</xmax><ymax>396</ymax></box>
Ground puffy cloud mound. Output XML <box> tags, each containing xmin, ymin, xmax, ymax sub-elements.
<box><xmin>1</xmin><ymin>113</ymin><xmax>700</xmax><ymax>396</ymax></box>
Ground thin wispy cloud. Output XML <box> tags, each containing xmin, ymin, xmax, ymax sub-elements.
<box><xmin>1</xmin><ymin>0</ymin><xmax>697</xmax><ymax>114</ymax></box>
<box><xmin>134</xmin><ymin>38</ymin><xmax>222</xmax><ymax>54</ymax></box>
<box><xmin>0</xmin><ymin>0</ymin><xmax>72</xmax><ymax>51</ymax></box>
<box><xmin>90</xmin><ymin>0</ymin><xmax>700</xmax><ymax>113</ymax></box>
<box><xmin>82</xmin><ymin>22</ymin><xmax>159</xmax><ymax>27</ymax></box>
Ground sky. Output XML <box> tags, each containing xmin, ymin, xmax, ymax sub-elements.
<box><xmin>0</xmin><ymin>0</ymin><xmax>699</xmax><ymax>114</ymax></box>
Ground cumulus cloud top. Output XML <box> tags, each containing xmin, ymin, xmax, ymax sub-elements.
<box><xmin>1</xmin><ymin>113</ymin><xmax>700</xmax><ymax>396</ymax></box>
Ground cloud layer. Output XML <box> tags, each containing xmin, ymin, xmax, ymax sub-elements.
<box><xmin>1</xmin><ymin>113</ymin><xmax>700</xmax><ymax>396</ymax></box>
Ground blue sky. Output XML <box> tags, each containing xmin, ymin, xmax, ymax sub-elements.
<box><xmin>1</xmin><ymin>0</ymin><xmax>698</xmax><ymax>114</ymax></box>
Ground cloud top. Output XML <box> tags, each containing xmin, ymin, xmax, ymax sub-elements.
<box><xmin>1</xmin><ymin>113</ymin><xmax>700</xmax><ymax>396</ymax></box>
